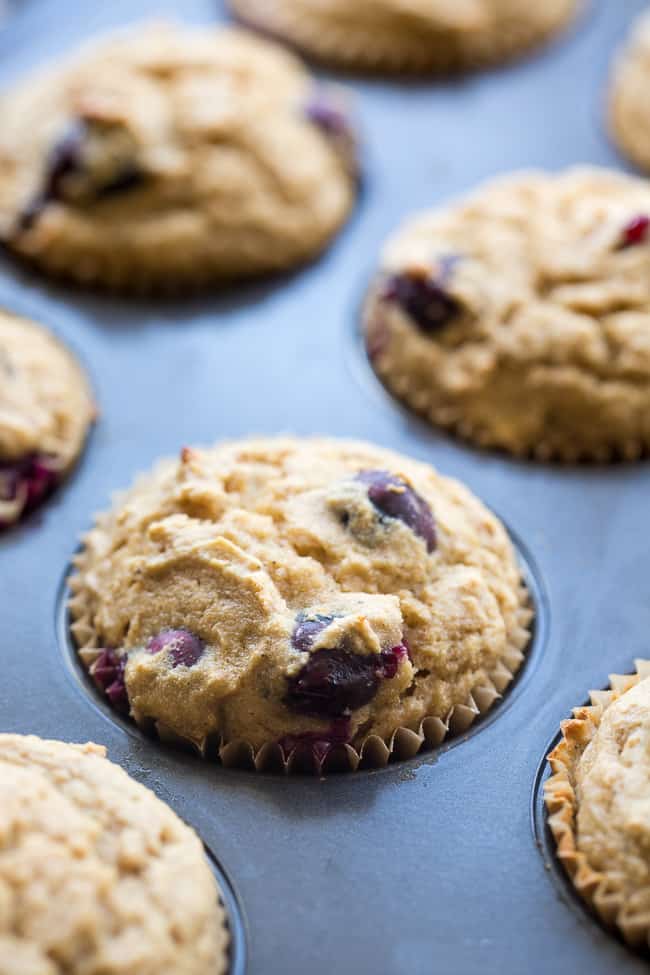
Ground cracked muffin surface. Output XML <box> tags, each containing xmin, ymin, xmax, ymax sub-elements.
<box><xmin>229</xmin><ymin>0</ymin><xmax>581</xmax><ymax>73</ymax></box>
<box><xmin>609</xmin><ymin>10</ymin><xmax>650</xmax><ymax>174</ymax></box>
<box><xmin>364</xmin><ymin>168</ymin><xmax>650</xmax><ymax>462</ymax></box>
<box><xmin>0</xmin><ymin>22</ymin><xmax>357</xmax><ymax>291</ymax></box>
<box><xmin>0</xmin><ymin>310</ymin><xmax>94</xmax><ymax>528</ymax></box>
<box><xmin>68</xmin><ymin>437</ymin><xmax>530</xmax><ymax>766</ymax></box>
<box><xmin>0</xmin><ymin>734</ymin><xmax>228</xmax><ymax>975</ymax></box>
<box><xmin>546</xmin><ymin>663</ymin><xmax>650</xmax><ymax>948</ymax></box>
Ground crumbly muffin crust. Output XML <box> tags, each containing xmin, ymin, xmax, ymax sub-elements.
<box><xmin>545</xmin><ymin>661</ymin><xmax>650</xmax><ymax>947</ymax></box>
<box><xmin>68</xmin><ymin>437</ymin><xmax>530</xmax><ymax>771</ymax></box>
<box><xmin>0</xmin><ymin>23</ymin><xmax>356</xmax><ymax>292</ymax></box>
<box><xmin>0</xmin><ymin>310</ymin><xmax>94</xmax><ymax>527</ymax></box>
<box><xmin>0</xmin><ymin>734</ymin><xmax>229</xmax><ymax>975</ymax></box>
<box><xmin>609</xmin><ymin>11</ymin><xmax>650</xmax><ymax>173</ymax></box>
<box><xmin>229</xmin><ymin>0</ymin><xmax>581</xmax><ymax>74</ymax></box>
<box><xmin>364</xmin><ymin>168</ymin><xmax>650</xmax><ymax>462</ymax></box>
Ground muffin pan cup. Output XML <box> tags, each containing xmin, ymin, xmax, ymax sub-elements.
<box><xmin>2</xmin><ymin>1</ymin><xmax>650</xmax><ymax>973</ymax></box>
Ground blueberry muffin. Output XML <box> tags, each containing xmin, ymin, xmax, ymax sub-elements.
<box><xmin>0</xmin><ymin>23</ymin><xmax>357</xmax><ymax>292</ymax></box>
<box><xmin>364</xmin><ymin>168</ymin><xmax>650</xmax><ymax>462</ymax></box>
<box><xmin>545</xmin><ymin>661</ymin><xmax>650</xmax><ymax>947</ymax></box>
<box><xmin>609</xmin><ymin>11</ymin><xmax>650</xmax><ymax>174</ymax></box>
<box><xmin>229</xmin><ymin>0</ymin><xmax>582</xmax><ymax>74</ymax></box>
<box><xmin>68</xmin><ymin>437</ymin><xmax>531</xmax><ymax>772</ymax></box>
<box><xmin>0</xmin><ymin>310</ymin><xmax>94</xmax><ymax>529</ymax></box>
<box><xmin>0</xmin><ymin>734</ymin><xmax>229</xmax><ymax>974</ymax></box>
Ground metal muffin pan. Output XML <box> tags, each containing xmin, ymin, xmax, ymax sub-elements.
<box><xmin>2</xmin><ymin>0</ymin><xmax>650</xmax><ymax>972</ymax></box>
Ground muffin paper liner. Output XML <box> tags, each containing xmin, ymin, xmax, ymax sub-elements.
<box><xmin>229</xmin><ymin>0</ymin><xmax>583</xmax><ymax>75</ymax></box>
<box><xmin>70</xmin><ymin>491</ymin><xmax>532</xmax><ymax>776</ymax></box>
<box><xmin>363</xmin><ymin>285</ymin><xmax>649</xmax><ymax>465</ymax></box>
<box><xmin>544</xmin><ymin>659</ymin><xmax>650</xmax><ymax>947</ymax></box>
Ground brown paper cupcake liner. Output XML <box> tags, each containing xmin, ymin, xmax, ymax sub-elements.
<box><xmin>229</xmin><ymin>0</ymin><xmax>583</xmax><ymax>75</ymax></box>
<box><xmin>544</xmin><ymin>659</ymin><xmax>650</xmax><ymax>948</ymax></box>
<box><xmin>69</xmin><ymin>490</ymin><xmax>532</xmax><ymax>774</ymax></box>
<box><xmin>363</xmin><ymin>293</ymin><xmax>649</xmax><ymax>466</ymax></box>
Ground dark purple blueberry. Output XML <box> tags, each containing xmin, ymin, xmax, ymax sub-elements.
<box><xmin>285</xmin><ymin>648</ymin><xmax>381</xmax><ymax>718</ymax></box>
<box><xmin>357</xmin><ymin>469</ymin><xmax>436</xmax><ymax>553</ymax></box>
<box><xmin>619</xmin><ymin>214</ymin><xmax>650</xmax><ymax>249</ymax></box>
<box><xmin>291</xmin><ymin>613</ymin><xmax>336</xmax><ymax>653</ymax></box>
<box><xmin>278</xmin><ymin>718</ymin><xmax>351</xmax><ymax>763</ymax></box>
<box><xmin>382</xmin><ymin>263</ymin><xmax>460</xmax><ymax>334</ymax></box>
<box><xmin>0</xmin><ymin>453</ymin><xmax>60</xmax><ymax>528</ymax></box>
<box><xmin>285</xmin><ymin>641</ymin><xmax>410</xmax><ymax>719</ymax></box>
<box><xmin>305</xmin><ymin>94</ymin><xmax>351</xmax><ymax>140</ymax></box>
<box><xmin>146</xmin><ymin>628</ymin><xmax>205</xmax><ymax>668</ymax></box>
<box><xmin>95</xmin><ymin>164</ymin><xmax>145</xmax><ymax>199</ymax></box>
<box><xmin>91</xmin><ymin>648</ymin><xmax>128</xmax><ymax>714</ymax></box>
<box><xmin>17</xmin><ymin>119</ymin><xmax>145</xmax><ymax>232</ymax></box>
<box><xmin>17</xmin><ymin>122</ymin><xmax>85</xmax><ymax>231</ymax></box>
<box><xmin>304</xmin><ymin>89</ymin><xmax>357</xmax><ymax>176</ymax></box>
<box><xmin>377</xmin><ymin>641</ymin><xmax>411</xmax><ymax>679</ymax></box>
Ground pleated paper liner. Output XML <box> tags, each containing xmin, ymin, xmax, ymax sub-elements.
<box><xmin>70</xmin><ymin>580</ymin><xmax>532</xmax><ymax>776</ymax></box>
<box><xmin>363</xmin><ymin>283</ymin><xmax>649</xmax><ymax>465</ymax></box>
<box><xmin>228</xmin><ymin>0</ymin><xmax>583</xmax><ymax>75</ymax></box>
<box><xmin>545</xmin><ymin>659</ymin><xmax>650</xmax><ymax>949</ymax></box>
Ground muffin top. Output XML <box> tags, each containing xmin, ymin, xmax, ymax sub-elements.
<box><xmin>546</xmin><ymin>662</ymin><xmax>650</xmax><ymax>947</ymax></box>
<box><xmin>0</xmin><ymin>310</ymin><xmax>94</xmax><ymax>527</ymax></box>
<box><xmin>609</xmin><ymin>10</ymin><xmax>650</xmax><ymax>173</ymax></box>
<box><xmin>229</xmin><ymin>0</ymin><xmax>581</xmax><ymax>73</ymax></box>
<box><xmin>69</xmin><ymin>437</ymin><xmax>530</xmax><ymax>766</ymax></box>
<box><xmin>364</xmin><ymin>168</ymin><xmax>650</xmax><ymax>462</ymax></box>
<box><xmin>0</xmin><ymin>23</ymin><xmax>356</xmax><ymax>291</ymax></box>
<box><xmin>0</xmin><ymin>734</ymin><xmax>228</xmax><ymax>975</ymax></box>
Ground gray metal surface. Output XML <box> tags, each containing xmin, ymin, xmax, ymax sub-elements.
<box><xmin>1</xmin><ymin>1</ymin><xmax>649</xmax><ymax>972</ymax></box>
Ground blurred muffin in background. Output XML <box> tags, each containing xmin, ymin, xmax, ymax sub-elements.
<box><xmin>0</xmin><ymin>23</ymin><xmax>358</xmax><ymax>292</ymax></box>
<box><xmin>228</xmin><ymin>0</ymin><xmax>583</xmax><ymax>74</ymax></box>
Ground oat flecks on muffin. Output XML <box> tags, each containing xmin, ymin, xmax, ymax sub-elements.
<box><xmin>228</xmin><ymin>0</ymin><xmax>582</xmax><ymax>74</ymax></box>
<box><xmin>0</xmin><ymin>23</ymin><xmax>357</xmax><ymax>292</ymax></box>
<box><xmin>0</xmin><ymin>310</ymin><xmax>94</xmax><ymax>529</ymax></box>
<box><xmin>545</xmin><ymin>661</ymin><xmax>650</xmax><ymax>948</ymax></box>
<box><xmin>68</xmin><ymin>437</ymin><xmax>531</xmax><ymax>771</ymax></box>
<box><xmin>0</xmin><ymin>734</ymin><xmax>229</xmax><ymax>975</ymax></box>
<box><xmin>609</xmin><ymin>11</ymin><xmax>650</xmax><ymax>174</ymax></box>
<box><xmin>364</xmin><ymin>167</ymin><xmax>650</xmax><ymax>463</ymax></box>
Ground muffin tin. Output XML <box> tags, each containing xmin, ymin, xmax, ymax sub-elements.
<box><xmin>2</xmin><ymin>0</ymin><xmax>650</xmax><ymax>972</ymax></box>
